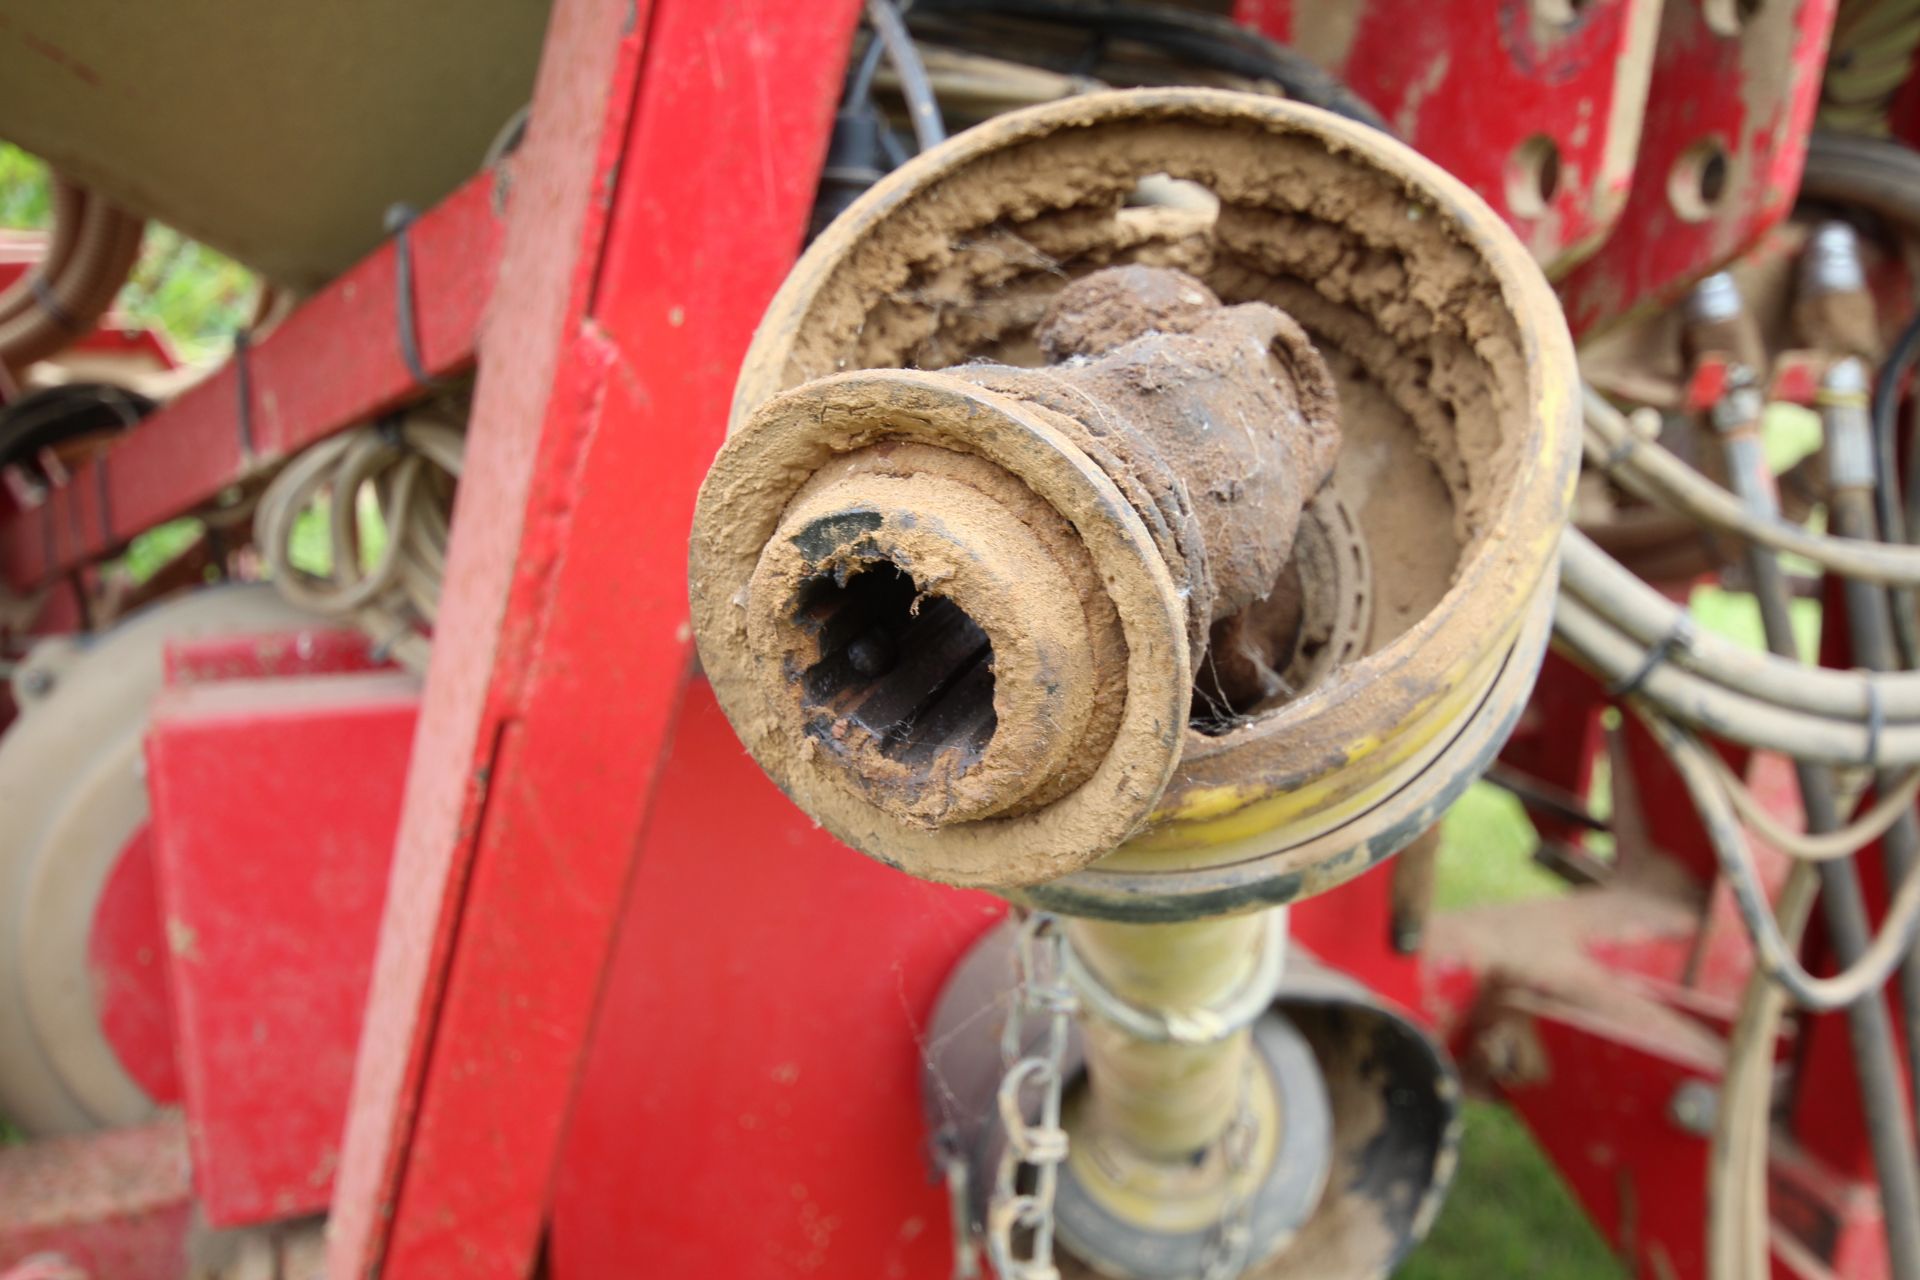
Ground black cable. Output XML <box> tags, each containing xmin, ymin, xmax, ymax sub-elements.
<box><xmin>232</xmin><ymin>328</ymin><xmax>257</xmax><ymax>460</ymax></box>
<box><xmin>1875</xmin><ymin>304</ymin><xmax>1920</xmax><ymax>668</ymax></box>
<box><xmin>868</xmin><ymin>0</ymin><xmax>947</xmax><ymax>151</ymax></box>
<box><xmin>847</xmin><ymin>19</ymin><xmax>889</xmax><ymax>103</ymax></box>
<box><xmin>1719</xmin><ymin>409</ymin><xmax>1920</xmax><ymax>1277</ymax></box>
<box><xmin>0</xmin><ymin>382</ymin><xmax>155</xmax><ymax>475</ymax></box>
<box><xmin>913</xmin><ymin>0</ymin><xmax>1391</xmax><ymax>134</ymax></box>
<box><xmin>383</xmin><ymin>203</ymin><xmax>440</xmax><ymax>390</ymax></box>
<box><xmin>1832</xmin><ymin>484</ymin><xmax>1920</xmax><ymax>1164</ymax></box>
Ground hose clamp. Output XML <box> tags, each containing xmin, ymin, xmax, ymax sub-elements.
<box><xmin>1062</xmin><ymin>910</ymin><xmax>1288</xmax><ymax>1045</ymax></box>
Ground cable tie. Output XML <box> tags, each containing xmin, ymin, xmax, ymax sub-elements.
<box><xmin>375</xmin><ymin>413</ymin><xmax>411</xmax><ymax>453</ymax></box>
<box><xmin>1609</xmin><ymin>614</ymin><xmax>1698</xmax><ymax>699</ymax></box>
<box><xmin>1865</xmin><ymin>675</ymin><xmax>1886</xmax><ymax>771</ymax></box>
<box><xmin>28</xmin><ymin>275</ymin><xmax>80</xmax><ymax>333</ymax></box>
<box><xmin>232</xmin><ymin>329</ymin><xmax>257</xmax><ymax>461</ymax></box>
<box><xmin>93</xmin><ymin>452</ymin><xmax>112</xmax><ymax>547</ymax></box>
<box><xmin>384</xmin><ymin>203</ymin><xmax>441</xmax><ymax>389</ymax></box>
<box><xmin>38</xmin><ymin>500</ymin><xmax>54</xmax><ymax>580</ymax></box>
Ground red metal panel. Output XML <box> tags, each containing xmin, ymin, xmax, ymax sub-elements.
<box><xmin>326</xmin><ymin>0</ymin><xmax>860</xmax><ymax>1274</ymax></box>
<box><xmin>549</xmin><ymin>682</ymin><xmax>1434</xmax><ymax>1275</ymax></box>
<box><xmin>0</xmin><ymin>1114</ymin><xmax>192</xmax><ymax>1280</ymax></box>
<box><xmin>551</xmin><ymin>680</ymin><xmax>1002</xmax><ymax>1278</ymax></box>
<box><xmin>1237</xmin><ymin>0</ymin><xmax>1660</xmax><ymax>274</ymax></box>
<box><xmin>146</xmin><ymin>671</ymin><xmax>418</xmax><ymax>1227</ymax></box>
<box><xmin>1556</xmin><ymin>0</ymin><xmax>1837</xmax><ymax>335</ymax></box>
<box><xmin>86</xmin><ymin>830</ymin><xmax>181</xmax><ymax>1107</ymax></box>
<box><xmin>0</xmin><ymin>176</ymin><xmax>502</xmax><ymax>590</ymax></box>
<box><xmin>1291</xmin><ymin>860</ymin><xmax>1424</xmax><ymax>1015</ymax></box>
<box><xmin>1495</xmin><ymin>992</ymin><xmax>1720</xmax><ymax>1279</ymax></box>
<box><xmin>1241</xmin><ymin>0</ymin><xmax>1836</xmax><ymax>337</ymax></box>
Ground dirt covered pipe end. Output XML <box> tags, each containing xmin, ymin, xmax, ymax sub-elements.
<box><xmin>690</xmin><ymin>265</ymin><xmax>1340</xmax><ymax>888</ymax></box>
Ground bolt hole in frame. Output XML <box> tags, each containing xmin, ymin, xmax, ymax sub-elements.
<box><xmin>1506</xmin><ymin>134</ymin><xmax>1564</xmax><ymax>220</ymax></box>
<box><xmin>1533</xmin><ymin>0</ymin><xmax>1598</xmax><ymax>24</ymax></box>
<box><xmin>1669</xmin><ymin>137</ymin><xmax>1734</xmax><ymax>222</ymax></box>
<box><xmin>1702</xmin><ymin>0</ymin><xmax>1768</xmax><ymax>37</ymax></box>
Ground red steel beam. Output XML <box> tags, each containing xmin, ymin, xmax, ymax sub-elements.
<box><xmin>327</xmin><ymin>0</ymin><xmax>859</xmax><ymax>1274</ymax></box>
<box><xmin>0</xmin><ymin>175</ymin><xmax>503</xmax><ymax>592</ymax></box>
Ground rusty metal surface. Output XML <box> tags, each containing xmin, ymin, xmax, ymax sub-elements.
<box><xmin>694</xmin><ymin>261</ymin><xmax>1340</xmax><ymax>886</ymax></box>
<box><xmin>698</xmin><ymin>259</ymin><xmax>1344</xmax><ymax>886</ymax></box>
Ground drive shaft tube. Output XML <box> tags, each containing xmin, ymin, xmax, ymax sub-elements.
<box><xmin>696</xmin><ymin>266</ymin><xmax>1338</xmax><ymax>886</ymax></box>
<box><xmin>693</xmin><ymin>88</ymin><xmax>1579</xmax><ymax>910</ymax></box>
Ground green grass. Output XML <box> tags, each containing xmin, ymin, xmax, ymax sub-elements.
<box><xmin>0</xmin><ymin>143</ymin><xmax>50</xmax><ymax>226</ymax></box>
<box><xmin>1402</xmin><ymin>1101</ymin><xmax>1626</xmax><ymax>1280</ymax></box>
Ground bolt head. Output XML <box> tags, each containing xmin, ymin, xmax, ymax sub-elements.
<box><xmin>1669</xmin><ymin>1079</ymin><xmax>1719</xmax><ymax>1135</ymax></box>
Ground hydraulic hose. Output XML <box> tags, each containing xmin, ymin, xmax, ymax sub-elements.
<box><xmin>1584</xmin><ymin>387</ymin><xmax>1920</xmax><ymax>586</ymax></box>
<box><xmin>0</xmin><ymin>175</ymin><xmax>145</xmax><ymax>374</ymax></box>
<box><xmin>867</xmin><ymin>0</ymin><xmax>947</xmax><ymax>151</ymax></box>
<box><xmin>1820</xmin><ymin>0</ymin><xmax>1920</xmax><ymax>137</ymax></box>
<box><xmin>1562</xmin><ymin>530</ymin><xmax>1920</xmax><ymax>720</ymax></box>
<box><xmin>254</xmin><ymin>412</ymin><xmax>464</xmax><ymax>673</ymax></box>
<box><xmin>1554</xmin><ymin>588</ymin><xmax>1920</xmax><ymax>765</ymax></box>
<box><xmin>1707</xmin><ymin>862</ymin><xmax>1817</xmax><ymax>1280</ymax></box>
<box><xmin>1821</xmin><ymin>356</ymin><xmax>1920</xmax><ymax>1143</ymax></box>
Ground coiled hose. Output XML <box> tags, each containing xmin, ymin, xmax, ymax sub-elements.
<box><xmin>254</xmin><ymin>412</ymin><xmax>463</xmax><ymax>673</ymax></box>
<box><xmin>1821</xmin><ymin>0</ymin><xmax>1920</xmax><ymax>136</ymax></box>
<box><xmin>1556</xmin><ymin>121</ymin><xmax>1920</xmax><ymax>1276</ymax></box>
<box><xmin>0</xmin><ymin>175</ymin><xmax>144</xmax><ymax>375</ymax></box>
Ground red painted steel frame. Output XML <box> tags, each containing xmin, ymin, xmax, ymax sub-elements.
<box><xmin>1555</xmin><ymin>0</ymin><xmax>1837</xmax><ymax>335</ymax></box>
<box><xmin>326</xmin><ymin>0</ymin><xmax>862</xmax><ymax>1275</ymax></box>
<box><xmin>552</xmin><ymin>681</ymin><xmax>1007</xmax><ymax>1277</ymax></box>
<box><xmin>1237</xmin><ymin>0</ymin><xmax>1660</xmax><ymax>275</ymax></box>
<box><xmin>1239</xmin><ymin>0</ymin><xmax>1835</xmax><ymax>339</ymax></box>
<box><xmin>0</xmin><ymin>177</ymin><xmax>501</xmax><ymax>591</ymax></box>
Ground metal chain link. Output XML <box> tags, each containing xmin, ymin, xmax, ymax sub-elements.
<box><xmin>1198</xmin><ymin>1058</ymin><xmax>1261</xmax><ymax>1280</ymax></box>
<box><xmin>985</xmin><ymin>912</ymin><xmax>1077</xmax><ymax>1280</ymax></box>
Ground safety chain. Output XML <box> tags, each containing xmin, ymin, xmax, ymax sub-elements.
<box><xmin>985</xmin><ymin>912</ymin><xmax>1078</xmax><ymax>1280</ymax></box>
<box><xmin>1198</xmin><ymin>1060</ymin><xmax>1262</xmax><ymax>1280</ymax></box>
